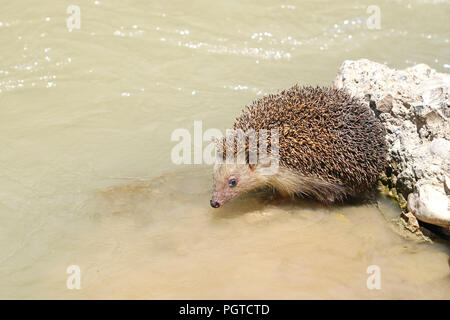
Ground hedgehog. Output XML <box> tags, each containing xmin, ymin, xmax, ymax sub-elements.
<box><xmin>209</xmin><ymin>85</ymin><xmax>387</xmax><ymax>208</ymax></box>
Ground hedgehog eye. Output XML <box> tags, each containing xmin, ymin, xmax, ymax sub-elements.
<box><xmin>229</xmin><ymin>178</ymin><xmax>237</xmax><ymax>187</ymax></box>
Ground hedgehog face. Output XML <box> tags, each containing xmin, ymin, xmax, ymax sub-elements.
<box><xmin>210</xmin><ymin>163</ymin><xmax>263</xmax><ymax>208</ymax></box>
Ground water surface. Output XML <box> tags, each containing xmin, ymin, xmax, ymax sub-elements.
<box><xmin>0</xmin><ymin>0</ymin><xmax>449</xmax><ymax>299</ymax></box>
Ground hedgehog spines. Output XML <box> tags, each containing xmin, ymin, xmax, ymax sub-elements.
<box><xmin>223</xmin><ymin>85</ymin><xmax>387</xmax><ymax>199</ymax></box>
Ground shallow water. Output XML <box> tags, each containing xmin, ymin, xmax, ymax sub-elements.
<box><xmin>0</xmin><ymin>0</ymin><xmax>449</xmax><ymax>299</ymax></box>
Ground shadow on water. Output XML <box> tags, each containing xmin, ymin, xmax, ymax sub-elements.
<box><xmin>96</xmin><ymin>166</ymin><xmax>391</xmax><ymax>222</ymax></box>
<box><xmin>97</xmin><ymin>166</ymin><xmax>348</xmax><ymax>218</ymax></box>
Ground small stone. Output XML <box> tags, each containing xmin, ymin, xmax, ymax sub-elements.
<box><xmin>401</xmin><ymin>211</ymin><xmax>420</xmax><ymax>233</ymax></box>
<box><xmin>408</xmin><ymin>184</ymin><xmax>449</xmax><ymax>228</ymax></box>
<box><xmin>430</xmin><ymin>138</ymin><xmax>450</xmax><ymax>159</ymax></box>
<box><xmin>376</xmin><ymin>94</ymin><xmax>393</xmax><ymax>113</ymax></box>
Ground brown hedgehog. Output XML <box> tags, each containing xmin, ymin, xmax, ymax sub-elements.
<box><xmin>210</xmin><ymin>85</ymin><xmax>387</xmax><ymax>208</ymax></box>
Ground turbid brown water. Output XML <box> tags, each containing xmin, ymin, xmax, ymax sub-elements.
<box><xmin>0</xmin><ymin>0</ymin><xmax>449</xmax><ymax>299</ymax></box>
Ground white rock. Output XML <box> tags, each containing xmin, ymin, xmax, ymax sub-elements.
<box><xmin>430</xmin><ymin>138</ymin><xmax>450</xmax><ymax>159</ymax></box>
<box><xmin>334</xmin><ymin>59</ymin><xmax>450</xmax><ymax>229</ymax></box>
<box><xmin>408</xmin><ymin>184</ymin><xmax>449</xmax><ymax>228</ymax></box>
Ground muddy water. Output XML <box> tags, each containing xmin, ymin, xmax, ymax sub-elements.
<box><xmin>0</xmin><ymin>0</ymin><xmax>449</xmax><ymax>299</ymax></box>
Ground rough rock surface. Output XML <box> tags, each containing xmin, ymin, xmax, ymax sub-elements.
<box><xmin>334</xmin><ymin>59</ymin><xmax>450</xmax><ymax>231</ymax></box>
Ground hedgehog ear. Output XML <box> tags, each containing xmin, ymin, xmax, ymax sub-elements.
<box><xmin>257</xmin><ymin>153</ymin><xmax>274</xmax><ymax>168</ymax></box>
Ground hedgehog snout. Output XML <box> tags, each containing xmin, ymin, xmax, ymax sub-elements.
<box><xmin>210</xmin><ymin>199</ymin><xmax>220</xmax><ymax>208</ymax></box>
